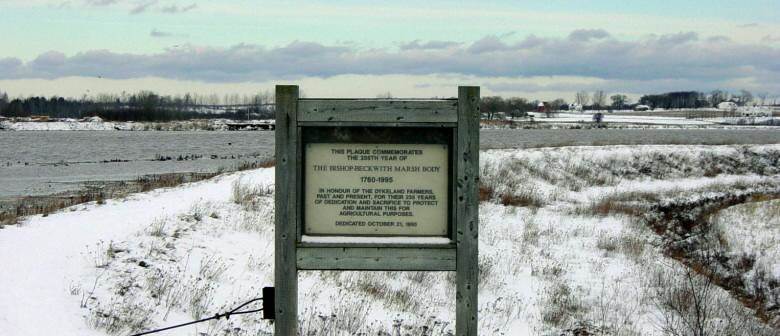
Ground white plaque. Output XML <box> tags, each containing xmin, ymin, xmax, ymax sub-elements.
<box><xmin>305</xmin><ymin>143</ymin><xmax>448</xmax><ymax>236</ymax></box>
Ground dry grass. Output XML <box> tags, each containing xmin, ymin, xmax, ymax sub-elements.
<box><xmin>541</xmin><ymin>280</ymin><xmax>588</xmax><ymax>328</ymax></box>
<box><xmin>480</xmin><ymin>119</ymin><xmax>514</xmax><ymax>127</ymax></box>
<box><xmin>3</xmin><ymin>158</ymin><xmax>276</xmax><ymax>227</ymax></box>
<box><xmin>596</xmin><ymin>233</ymin><xmax>619</xmax><ymax>253</ymax></box>
<box><xmin>0</xmin><ymin>210</ymin><xmax>19</xmax><ymax>226</ymax></box>
<box><xmin>231</xmin><ymin>178</ymin><xmax>273</xmax><ymax>208</ymax></box>
<box><xmin>585</xmin><ymin>191</ymin><xmax>660</xmax><ymax>217</ymax></box>
<box><xmin>499</xmin><ymin>189</ymin><xmax>545</xmax><ymax>208</ymax></box>
<box><xmin>478</xmin><ymin>183</ymin><xmax>493</xmax><ymax>202</ymax></box>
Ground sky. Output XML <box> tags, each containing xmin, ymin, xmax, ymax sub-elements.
<box><xmin>1</xmin><ymin>0</ymin><xmax>779</xmax><ymax>101</ymax></box>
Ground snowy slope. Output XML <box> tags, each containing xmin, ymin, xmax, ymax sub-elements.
<box><xmin>0</xmin><ymin>170</ymin><xmax>273</xmax><ymax>335</ymax></box>
<box><xmin>1</xmin><ymin>145</ymin><xmax>778</xmax><ymax>335</ymax></box>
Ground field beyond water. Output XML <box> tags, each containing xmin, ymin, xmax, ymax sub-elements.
<box><xmin>0</xmin><ymin>144</ymin><xmax>779</xmax><ymax>335</ymax></box>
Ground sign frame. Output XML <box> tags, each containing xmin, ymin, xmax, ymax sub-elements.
<box><xmin>301</xmin><ymin>127</ymin><xmax>453</xmax><ymax>237</ymax></box>
<box><xmin>274</xmin><ymin>85</ymin><xmax>480</xmax><ymax>335</ymax></box>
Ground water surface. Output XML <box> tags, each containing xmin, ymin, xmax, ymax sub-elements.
<box><xmin>2</xmin><ymin>128</ymin><xmax>779</xmax><ymax>199</ymax></box>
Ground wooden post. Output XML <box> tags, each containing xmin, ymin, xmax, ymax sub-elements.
<box><xmin>275</xmin><ymin>85</ymin><xmax>299</xmax><ymax>335</ymax></box>
<box><xmin>456</xmin><ymin>86</ymin><xmax>479</xmax><ymax>335</ymax></box>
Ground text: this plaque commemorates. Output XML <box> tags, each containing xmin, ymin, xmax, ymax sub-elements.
<box><xmin>305</xmin><ymin>143</ymin><xmax>448</xmax><ymax>236</ymax></box>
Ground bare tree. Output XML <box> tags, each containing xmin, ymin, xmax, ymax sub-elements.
<box><xmin>708</xmin><ymin>90</ymin><xmax>729</xmax><ymax>107</ymax></box>
<box><xmin>550</xmin><ymin>98</ymin><xmax>567</xmax><ymax>111</ymax></box>
<box><xmin>575</xmin><ymin>91</ymin><xmax>590</xmax><ymax>107</ymax></box>
<box><xmin>592</xmin><ymin>90</ymin><xmax>607</xmax><ymax>109</ymax></box>
<box><xmin>737</xmin><ymin>89</ymin><xmax>753</xmax><ymax>106</ymax></box>
<box><xmin>506</xmin><ymin>97</ymin><xmax>530</xmax><ymax>118</ymax></box>
<box><xmin>0</xmin><ymin>90</ymin><xmax>7</xmax><ymax>115</ymax></box>
<box><xmin>480</xmin><ymin>96</ymin><xmax>503</xmax><ymax>120</ymax></box>
<box><xmin>757</xmin><ymin>92</ymin><xmax>769</xmax><ymax>106</ymax></box>
<box><xmin>610</xmin><ymin>94</ymin><xmax>628</xmax><ymax>110</ymax></box>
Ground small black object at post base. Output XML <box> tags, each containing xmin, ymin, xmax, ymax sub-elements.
<box><xmin>262</xmin><ymin>287</ymin><xmax>275</xmax><ymax>320</ymax></box>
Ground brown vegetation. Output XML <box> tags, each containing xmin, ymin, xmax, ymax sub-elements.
<box><xmin>478</xmin><ymin>183</ymin><xmax>493</xmax><ymax>202</ymax></box>
<box><xmin>0</xmin><ymin>158</ymin><xmax>276</xmax><ymax>226</ymax></box>
<box><xmin>642</xmin><ymin>192</ymin><xmax>780</xmax><ymax>326</ymax></box>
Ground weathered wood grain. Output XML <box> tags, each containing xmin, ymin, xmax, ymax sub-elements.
<box><xmin>297</xmin><ymin>121</ymin><xmax>457</xmax><ymax>128</ymax></box>
<box><xmin>274</xmin><ymin>85</ymin><xmax>299</xmax><ymax>335</ymax></box>
<box><xmin>456</xmin><ymin>86</ymin><xmax>480</xmax><ymax>336</ymax></box>
<box><xmin>297</xmin><ymin>246</ymin><xmax>456</xmax><ymax>271</ymax></box>
<box><xmin>298</xmin><ymin>99</ymin><xmax>458</xmax><ymax>123</ymax></box>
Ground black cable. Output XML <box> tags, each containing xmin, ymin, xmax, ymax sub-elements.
<box><xmin>130</xmin><ymin>298</ymin><xmax>263</xmax><ymax>336</ymax></box>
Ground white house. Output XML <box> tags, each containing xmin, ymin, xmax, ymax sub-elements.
<box><xmin>717</xmin><ymin>102</ymin><xmax>738</xmax><ymax>111</ymax></box>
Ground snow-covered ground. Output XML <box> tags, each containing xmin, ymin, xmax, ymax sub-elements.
<box><xmin>523</xmin><ymin>112</ymin><xmax>780</xmax><ymax>127</ymax></box>
<box><xmin>711</xmin><ymin>199</ymin><xmax>780</xmax><ymax>281</ymax></box>
<box><xmin>0</xmin><ymin>119</ymin><xmax>274</xmax><ymax>131</ymax></box>
<box><xmin>528</xmin><ymin>112</ymin><xmax>717</xmax><ymax>125</ymax></box>
<box><xmin>1</xmin><ymin>120</ymin><xmax>127</xmax><ymax>131</ymax></box>
<box><xmin>1</xmin><ymin>145</ymin><xmax>778</xmax><ymax>335</ymax></box>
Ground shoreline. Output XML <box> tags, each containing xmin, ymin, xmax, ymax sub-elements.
<box><xmin>2</xmin><ymin>117</ymin><xmax>780</xmax><ymax>132</ymax></box>
<box><xmin>0</xmin><ymin>119</ymin><xmax>275</xmax><ymax>132</ymax></box>
<box><xmin>0</xmin><ymin>159</ymin><xmax>274</xmax><ymax>226</ymax></box>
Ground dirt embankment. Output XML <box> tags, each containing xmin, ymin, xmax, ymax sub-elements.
<box><xmin>644</xmin><ymin>192</ymin><xmax>780</xmax><ymax>328</ymax></box>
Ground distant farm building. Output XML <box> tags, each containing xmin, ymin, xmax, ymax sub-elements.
<box><xmin>82</xmin><ymin>116</ymin><xmax>103</xmax><ymax>122</ymax></box>
<box><xmin>30</xmin><ymin>115</ymin><xmax>50</xmax><ymax>122</ymax></box>
<box><xmin>717</xmin><ymin>102</ymin><xmax>738</xmax><ymax>111</ymax></box>
<box><xmin>634</xmin><ymin>105</ymin><xmax>651</xmax><ymax>111</ymax></box>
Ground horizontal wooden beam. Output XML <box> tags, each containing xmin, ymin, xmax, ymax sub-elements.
<box><xmin>297</xmin><ymin>246</ymin><xmax>456</xmax><ymax>271</ymax></box>
<box><xmin>297</xmin><ymin>121</ymin><xmax>457</xmax><ymax>128</ymax></box>
<box><xmin>298</xmin><ymin>99</ymin><xmax>458</xmax><ymax>123</ymax></box>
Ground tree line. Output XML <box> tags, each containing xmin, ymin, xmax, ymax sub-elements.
<box><xmin>1</xmin><ymin>88</ymin><xmax>774</xmax><ymax>122</ymax></box>
<box><xmin>0</xmin><ymin>90</ymin><xmax>275</xmax><ymax>121</ymax></box>
<box><xmin>637</xmin><ymin>89</ymin><xmax>767</xmax><ymax>109</ymax></box>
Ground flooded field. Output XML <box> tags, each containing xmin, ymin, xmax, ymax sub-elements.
<box><xmin>2</xmin><ymin>128</ymin><xmax>780</xmax><ymax>200</ymax></box>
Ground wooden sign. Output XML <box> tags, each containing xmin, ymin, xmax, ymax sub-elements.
<box><xmin>275</xmin><ymin>85</ymin><xmax>480</xmax><ymax>335</ymax></box>
<box><xmin>304</xmin><ymin>142</ymin><xmax>449</xmax><ymax>236</ymax></box>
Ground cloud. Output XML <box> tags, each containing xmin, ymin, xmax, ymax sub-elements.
<box><xmin>763</xmin><ymin>35</ymin><xmax>780</xmax><ymax>43</ymax></box>
<box><xmin>84</xmin><ymin>0</ymin><xmax>118</xmax><ymax>6</ymax></box>
<box><xmin>130</xmin><ymin>0</ymin><xmax>156</xmax><ymax>14</ymax></box>
<box><xmin>568</xmin><ymin>29</ymin><xmax>611</xmax><ymax>41</ymax></box>
<box><xmin>738</xmin><ymin>23</ymin><xmax>760</xmax><ymax>28</ymax></box>
<box><xmin>149</xmin><ymin>29</ymin><xmax>172</xmax><ymax>38</ymax></box>
<box><xmin>55</xmin><ymin>1</ymin><xmax>74</xmax><ymax>8</ymax></box>
<box><xmin>706</xmin><ymin>35</ymin><xmax>731</xmax><ymax>43</ymax></box>
<box><xmin>160</xmin><ymin>3</ymin><xmax>196</xmax><ymax>13</ymax></box>
<box><xmin>0</xmin><ymin>58</ymin><xmax>23</xmax><ymax>77</ymax></box>
<box><xmin>467</xmin><ymin>36</ymin><xmax>510</xmax><ymax>53</ymax></box>
<box><xmin>148</xmin><ymin>28</ymin><xmax>188</xmax><ymax>38</ymax></box>
<box><xmin>649</xmin><ymin>31</ymin><xmax>699</xmax><ymax>48</ymax></box>
<box><xmin>2</xmin><ymin>31</ymin><xmax>778</xmax><ymax>95</ymax></box>
<box><xmin>82</xmin><ymin>0</ymin><xmax>193</xmax><ymax>14</ymax></box>
<box><xmin>399</xmin><ymin>40</ymin><xmax>460</xmax><ymax>50</ymax></box>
